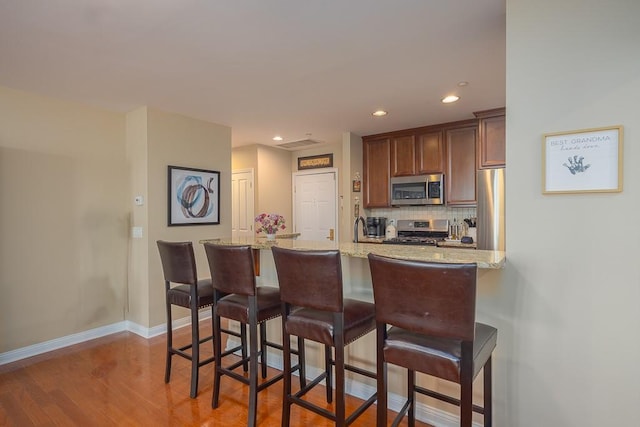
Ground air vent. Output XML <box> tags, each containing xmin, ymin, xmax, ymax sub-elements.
<box><xmin>277</xmin><ymin>139</ymin><xmax>322</xmax><ymax>150</ymax></box>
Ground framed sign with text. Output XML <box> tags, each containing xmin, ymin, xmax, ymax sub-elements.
<box><xmin>542</xmin><ymin>125</ymin><xmax>623</xmax><ymax>194</ymax></box>
<box><xmin>297</xmin><ymin>153</ymin><xmax>333</xmax><ymax>170</ymax></box>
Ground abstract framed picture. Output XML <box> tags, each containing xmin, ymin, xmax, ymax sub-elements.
<box><xmin>542</xmin><ymin>125</ymin><xmax>623</xmax><ymax>194</ymax></box>
<box><xmin>168</xmin><ymin>165</ymin><xmax>220</xmax><ymax>226</ymax></box>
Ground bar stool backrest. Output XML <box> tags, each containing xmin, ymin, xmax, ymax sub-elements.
<box><xmin>157</xmin><ymin>241</ymin><xmax>198</xmax><ymax>285</ymax></box>
<box><xmin>204</xmin><ymin>244</ymin><xmax>256</xmax><ymax>296</ymax></box>
<box><xmin>272</xmin><ymin>247</ymin><xmax>344</xmax><ymax>313</ymax></box>
<box><xmin>368</xmin><ymin>254</ymin><xmax>477</xmax><ymax>342</ymax></box>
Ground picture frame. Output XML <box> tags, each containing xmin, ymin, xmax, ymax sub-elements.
<box><xmin>298</xmin><ymin>153</ymin><xmax>333</xmax><ymax>170</ymax></box>
<box><xmin>542</xmin><ymin>125</ymin><xmax>623</xmax><ymax>194</ymax></box>
<box><xmin>168</xmin><ymin>165</ymin><xmax>220</xmax><ymax>226</ymax></box>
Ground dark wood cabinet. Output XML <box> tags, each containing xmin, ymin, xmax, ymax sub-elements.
<box><xmin>475</xmin><ymin>108</ymin><xmax>505</xmax><ymax>169</ymax></box>
<box><xmin>416</xmin><ymin>131</ymin><xmax>444</xmax><ymax>174</ymax></box>
<box><xmin>362</xmin><ymin>109</ymin><xmax>503</xmax><ymax>207</ymax></box>
<box><xmin>445</xmin><ymin>125</ymin><xmax>477</xmax><ymax>206</ymax></box>
<box><xmin>363</xmin><ymin>138</ymin><xmax>391</xmax><ymax>208</ymax></box>
<box><xmin>390</xmin><ymin>135</ymin><xmax>416</xmax><ymax>177</ymax></box>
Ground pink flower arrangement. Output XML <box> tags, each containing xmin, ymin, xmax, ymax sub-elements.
<box><xmin>255</xmin><ymin>213</ymin><xmax>286</xmax><ymax>235</ymax></box>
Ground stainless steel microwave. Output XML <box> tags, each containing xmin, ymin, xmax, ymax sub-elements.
<box><xmin>390</xmin><ymin>174</ymin><xmax>444</xmax><ymax>206</ymax></box>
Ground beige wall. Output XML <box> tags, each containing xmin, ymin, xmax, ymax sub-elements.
<box><xmin>232</xmin><ymin>144</ymin><xmax>293</xmax><ymax>234</ymax></box>
<box><xmin>0</xmin><ymin>86</ymin><xmax>129</xmax><ymax>352</ymax></box>
<box><xmin>142</xmin><ymin>108</ymin><xmax>232</xmax><ymax>328</ymax></box>
<box><xmin>494</xmin><ymin>1</ymin><xmax>640</xmax><ymax>425</ymax></box>
<box><xmin>0</xmin><ymin>89</ymin><xmax>232</xmax><ymax>353</ymax></box>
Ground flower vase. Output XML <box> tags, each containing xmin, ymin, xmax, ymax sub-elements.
<box><xmin>266</xmin><ymin>233</ymin><xmax>276</xmax><ymax>241</ymax></box>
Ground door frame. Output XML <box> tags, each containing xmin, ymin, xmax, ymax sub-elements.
<box><xmin>292</xmin><ymin>168</ymin><xmax>339</xmax><ymax>241</ymax></box>
<box><xmin>231</xmin><ymin>168</ymin><xmax>255</xmax><ymax>239</ymax></box>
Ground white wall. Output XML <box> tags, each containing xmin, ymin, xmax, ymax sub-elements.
<box><xmin>502</xmin><ymin>1</ymin><xmax>640</xmax><ymax>425</ymax></box>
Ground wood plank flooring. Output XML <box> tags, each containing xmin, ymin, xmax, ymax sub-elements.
<box><xmin>0</xmin><ymin>322</ymin><xmax>432</xmax><ymax>426</ymax></box>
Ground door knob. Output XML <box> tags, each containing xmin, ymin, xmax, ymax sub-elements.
<box><xmin>326</xmin><ymin>228</ymin><xmax>335</xmax><ymax>241</ymax></box>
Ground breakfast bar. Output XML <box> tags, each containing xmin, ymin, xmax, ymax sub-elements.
<box><xmin>197</xmin><ymin>236</ymin><xmax>506</xmax><ymax>423</ymax></box>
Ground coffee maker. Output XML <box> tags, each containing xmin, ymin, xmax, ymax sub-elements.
<box><xmin>366</xmin><ymin>217</ymin><xmax>387</xmax><ymax>237</ymax></box>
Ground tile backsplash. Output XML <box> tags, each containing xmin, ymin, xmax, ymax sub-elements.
<box><xmin>365</xmin><ymin>205</ymin><xmax>476</xmax><ymax>225</ymax></box>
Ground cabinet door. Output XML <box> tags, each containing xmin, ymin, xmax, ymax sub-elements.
<box><xmin>390</xmin><ymin>135</ymin><xmax>416</xmax><ymax>177</ymax></box>
<box><xmin>446</xmin><ymin>126</ymin><xmax>477</xmax><ymax>206</ymax></box>
<box><xmin>363</xmin><ymin>138</ymin><xmax>390</xmax><ymax>208</ymax></box>
<box><xmin>479</xmin><ymin>114</ymin><xmax>505</xmax><ymax>168</ymax></box>
<box><xmin>416</xmin><ymin>131</ymin><xmax>444</xmax><ymax>174</ymax></box>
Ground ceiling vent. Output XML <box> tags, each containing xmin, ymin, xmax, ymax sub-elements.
<box><xmin>276</xmin><ymin>138</ymin><xmax>322</xmax><ymax>150</ymax></box>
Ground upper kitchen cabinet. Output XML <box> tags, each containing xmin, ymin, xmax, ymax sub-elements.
<box><xmin>445</xmin><ymin>124</ymin><xmax>477</xmax><ymax>206</ymax></box>
<box><xmin>475</xmin><ymin>107</ymin><xmax>506</xmax><ymax>169</ymax></box>
<box><xmin>363</xmin><ymin>137</ymin><xmax>391</xmax><ymax>208</ymax></box>
<box><xmin>390</xmin><ymin>135</ymin><xmax>417</xmax><ymax>177</ymax></box>
<box><xmin>416</xmin><ymin>130</ymin><xmax>445</xmax><ymax>174</ymax></box>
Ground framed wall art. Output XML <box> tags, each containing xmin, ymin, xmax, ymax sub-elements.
<box><xmin>168</xmin><ymin>165</ymin><xmax>220</xmax><ymax>226</ymax></box>
<box><xmin>542</xmin><ymin>125</ymin><xmax>623</xmax><ymax>194</ymax></box>
<box><xmin>297</xmin><ymin>153</ymin><xmax>333</xmax><ymax>170</ymax></box>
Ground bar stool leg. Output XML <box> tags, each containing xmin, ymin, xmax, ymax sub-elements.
<box><xmin>165</xmin><ymin>299</ymin><xmax>173</xmax><ymax>384</ymax></box>
<box><xmin>281</xmin><ymin>323</ymin><xmax>292</xmax><ymax>427</ymax></box>
<box><xmin>298</xmin><ymin>338</ymin><xmax>307</xmax><ymax>388</ymax></box>
<box><xmin>212</xmin><ymin>307</ymin><xmax>223</xmax><ymax>409</ymax></box>
<box><xmin>248</xmin><ymin>299</ymin><xmax>259</xmax><ymax>427</ymax></box>
<box><xmin>334</xmin><ymin>313</ymin><xmax>346</xmax><ymax>427</ymax></box>
<box><xmin>190</xmin><ymin>300</ymin><xmax>200</xmax><ymax>398</ymax></box>
<box><xmin>325</xmin><ymin>345</ymin><xmax>333</xmax><ymax>403</ymax></box>
<box><xmin>484</xmin><ymin>356</ymin><xmax>493</xmax><ymax>427</ymax></box>
<box><xmin>408</xmin><ymin>370</ymin><xmax>415</xmax><ymax>427</ymax></box>
<box><xmin>260</xmin><ymin>322</ymin><xmax>268</xmax><ymax>379</ymax></box>
<box><xmin>376</xmin><ymin>325</ymin><xmax>387</xmax><ymax>427</ymax></box>
<box><xmin>241</xmin><ymin>323</ymin><xmax>248</xmax><ymax>372</ymax></box>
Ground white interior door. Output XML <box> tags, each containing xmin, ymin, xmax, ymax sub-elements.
<box><xmin>293</xmin><ymin>170</ymin><xmax>338</xmax><ymax>241</ymax></box>
<box><xmin>232</xmin><ymin>169</ymin><xmax>254</xmax><ymax>239</ymax></box>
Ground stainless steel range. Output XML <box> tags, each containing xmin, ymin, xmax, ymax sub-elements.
<box><xmin>382</xmin><ymin>219</ymin><xmax>449</xmax><ymax>246</ymax></box>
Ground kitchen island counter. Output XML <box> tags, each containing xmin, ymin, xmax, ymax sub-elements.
<box><xmin>200</xmin><ymin>237</ymin><xmax>504</xmax><ymax>269</ymax></box>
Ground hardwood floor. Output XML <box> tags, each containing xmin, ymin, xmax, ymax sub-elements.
<box><xmin>0</xmin><ymin>322</ymin><xmax>432</xmax><ymax>426</ymax></box>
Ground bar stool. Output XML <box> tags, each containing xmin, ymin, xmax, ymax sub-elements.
<box><xmin>368</xmin><ymin>254</ymin><xmax>497</xmax><ymax>427</ymax></box>
<box><xmin>272</xmin><ymin>246</ymin><xmax>378</xmax><ymax>427</ymax></box>
<box><xmin>157</xmin><ymin>240</ymin><xmax>245</xmax><ymax>398</ymax></box>
<box><xmin>203</xmin><ymin>243</ymin><xmax>305</xmax><ymax>427</ymax></box>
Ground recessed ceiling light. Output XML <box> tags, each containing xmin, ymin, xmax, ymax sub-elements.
<box><xmin>273</xmin><ymin>135</ymin><xmax>283</xmax><ymax>141</ymax></box>
<box><xmin>457</xmin><ymin>81</ymin><xmax>469</xmax><ymax>87</ymax></box>
<box><xmin>372</xmin><ymin>110</ymin><xmax>388</xmax><ymax>117</ymax></box>
<box><xmin>441</xmin><ymin>95</ymin><xmax>460</xmax><ymax>104</ymax></box>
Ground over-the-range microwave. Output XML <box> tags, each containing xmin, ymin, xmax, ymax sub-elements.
<box><xmin>390</xmin><ymin>174</ymin><xmax>444</xmax><ymax>206</ymax></box>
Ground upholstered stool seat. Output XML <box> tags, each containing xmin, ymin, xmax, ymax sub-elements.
<box><xmin>285</xmin><ymin>300</ymin><xmax>376</xmax><ymax>346</ymax></box>
<box><xmin>166</xmin><ymin>280</ymin><xmax>214</xmax><ymax>308</ymax></box>
<box><xmin>384</xmin><ymin>323</ymin><xmax>497</xmax><ymax>383</ymax></box>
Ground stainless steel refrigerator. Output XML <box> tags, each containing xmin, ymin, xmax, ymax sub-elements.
<box><xmin>477</xmin><ymin>168</ymin><xmax>505</xmax><ymax>251</ymax></box>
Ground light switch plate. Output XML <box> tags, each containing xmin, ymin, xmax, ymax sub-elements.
<box><xmin>132</xmin><ymin>226</ymin><xmax>143</xmax><ymax>238</ymax></box>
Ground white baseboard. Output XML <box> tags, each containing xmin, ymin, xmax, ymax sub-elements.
<box><xmin>1</xmin><ymin>317</ymin><xmax>479</xmax><ymax>427</ymax></box>
<box><xmin>0</xmin><ymin>321</ymin><xmax>128</xmax><ymax>365</ymax></box>
<box><xmin>0</xmin><ymin>310</ymin><xmax>212</xmax><ymax>365</ymax></box>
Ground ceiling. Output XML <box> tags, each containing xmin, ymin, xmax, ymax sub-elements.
<box><xmin>0</xmin><ymin>0</ymin><xmax>506</xmax><ymax>149</ymax></box>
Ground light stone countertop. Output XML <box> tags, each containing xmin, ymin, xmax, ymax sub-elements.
<box><xmin>200</xmin><ymin>236</ymin><xmax>505</xmax><ymax>269</ymax></box>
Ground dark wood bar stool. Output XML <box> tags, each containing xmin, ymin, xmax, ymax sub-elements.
<box><xmin>157</xmin><ymin>240</ymin><xmax>245</xmax><ymax>398</ymax></box>
<box><xmin>203</xmin><ymin>243</ymin><xmax>305</xmax><ymax>427</ymax></box>
<box><xmin>272</xmin><ymin>246</ymin><xmax>377</xmax><ymax>427</ymax></box>
<box><xmin>368</xmin><ymin>254</ymin><xmax>497</xmax><ymax>427</ymax></box>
